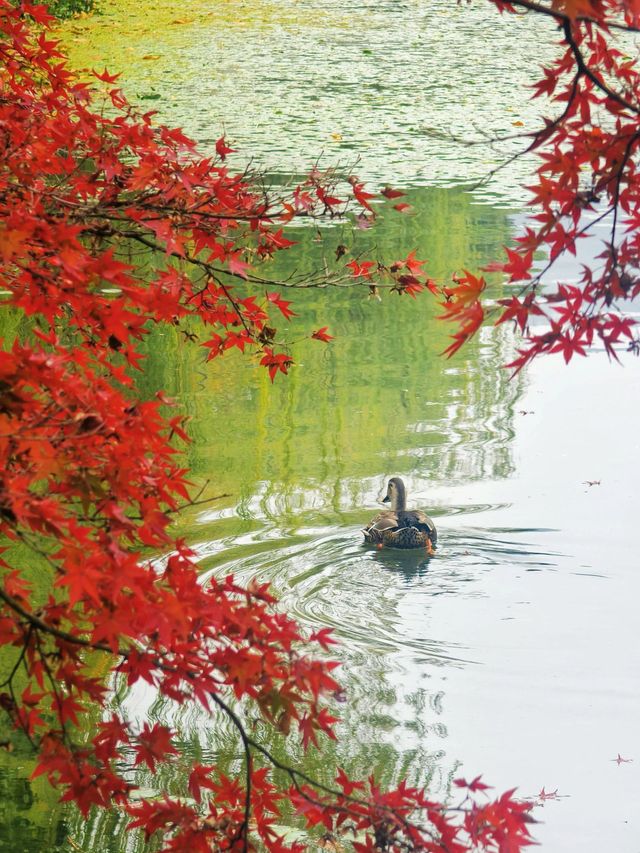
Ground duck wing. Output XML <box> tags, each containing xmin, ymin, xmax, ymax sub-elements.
<box><xmin>398</xmin><ymin>510</ymin><xmax>437</xmax><ymax>545</ymax></box>
<box><xmin>362</xmin><ymin>510</ymin><xmax>399</xmax><ymax>535</ymax></box>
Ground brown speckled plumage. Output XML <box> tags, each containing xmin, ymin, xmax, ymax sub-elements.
<box><xmin>362</xmin><ymin>477</ymin><xmax>437</xmax><ymax>552</ymax></box>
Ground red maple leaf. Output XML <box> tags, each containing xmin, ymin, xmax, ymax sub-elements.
<box><xmin>536</xmin><ymin>787</ymin><xmax>560</xmax><ymax>801</ymax></box>
<box><xmin>311</xmin><ymin>327</ymin><xmax>334</xmax><ymax>342</ymax></box>
<box><xmin>93</xmin><ymin>68</ymin><xmax>121</xmax><ymax>84</ymax></box>
<box><xmin>215</xmin><ymin>135</ymin><xmax>235</xmax><ymax>160</ymax></box>
<box><xmin>226</xmin><ymin>252</ymin><xmax>251</xmax><ymax>278</ymax></box>
<box><xmin>188</xmin><ymin>764</ymin><xmax>218</xmax><ymax>803</ymax></box>
<box><xmin>316</xmin><ymin>186</ymin><xmax>342</xmax><ymax>207</ymax></box>
<box><xmin>309</xmin><ymin>626</ymin><xmax>338</xmax><ymax>648</ymax></box>
<box><xmin>350</xmin><ymin>179</ymin><xmax>377</xmax><ymax>212</ymax></box>
<box><xmin>485</xmin><ymin>246</ymin><xmax>533</xmax><ymax>282</ymax></box>
<box><xmin>347</xmin><ymin>260</ymin><xmax>376</xmax><ymax>278</ymax></box>
<box><xmin>454</xmin><ymin>775</ymin><xmax>492</xmax><ymax>792</ymax></box>
<box><xmin>335</xmin><ymin>766</ymin><xmax>365</xmax><ymax>795</ymax></box>
<box><xmin>133</xmin><ymin>723</ymin><xmax>179</xmax><ymax>772</ymax></box>
<box><xmin>381</xmin><ymin>186</ymin><xmax>405</xmax><ymax>199</ymax></box>
<box><xmin>267</xmin><ymin>291</ymin><xmax>296</xmax><ymax>320</ymax></box>
<box><xmin>259</xmin><ymin>347</ymin><xmax>293</xmax><ymax>381</ymax></box>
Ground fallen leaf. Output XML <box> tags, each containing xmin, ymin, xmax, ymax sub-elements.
<box><xmin>381</xmin><ymin>186</ymin><xmax>405</xmax><ymax>199</ymax></box>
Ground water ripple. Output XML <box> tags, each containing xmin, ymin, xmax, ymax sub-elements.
<box><xmin>198</xmin><ymin>514</ymin><xmax>561</xmax><ymax>668</ymax></box>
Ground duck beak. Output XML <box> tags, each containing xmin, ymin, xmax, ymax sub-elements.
<box><xmin>382</xmin><ymin>495</ymin><xmax>390</xmax><ymax>503</ymax></box>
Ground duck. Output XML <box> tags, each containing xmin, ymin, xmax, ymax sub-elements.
<box><xmin>362</xmin><ymin>477</ymin><xmax>437</xmax><ymax>552</ymax></box>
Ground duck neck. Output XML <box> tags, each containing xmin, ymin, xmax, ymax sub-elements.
<box><xmin>391</xmin><ymin>480</ymin><xmax>407</xmax><ymax>511</ymax></box>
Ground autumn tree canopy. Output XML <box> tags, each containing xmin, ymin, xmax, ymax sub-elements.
<box><xmin>1</xmin><ymin>0</ymin><xmax>639</xmax><ymax>850</ymax></box>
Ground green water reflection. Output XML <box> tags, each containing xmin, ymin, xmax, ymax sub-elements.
<box><xmin>0</xmin><ymin>180</ymin><xmax>526</xmax><ymax>850</ymax></box>
<box><xmin>0</xmin><ymin>760</ymin><xmax>65</xmax><ymax>852</ymax></box>
<box><xmin>143</xmin><ymin>185</ymin><xmax>520</xmax><ymax>511</ymax></box>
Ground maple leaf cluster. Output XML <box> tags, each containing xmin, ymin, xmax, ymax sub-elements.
<box><xmin>0</xmin><ymin>2</ymin><xmax>535</xmax><ymax>851</ymax></box>
<box><xmin>441</xmin><ymin>0</ymin><xmax>640</xmax><ymax>368</ymax></box>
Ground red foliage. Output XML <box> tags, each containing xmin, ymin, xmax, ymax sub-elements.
<box><xmin>442</xmin><ymin>0</ymin><xmax>640</xmax><ymax>369</ymax></box>
<box><xmin>0</xmin><ymin>2</ymin><xmax>535</xmax><ymax>851</ymax></box>
<box><xmin>311</xmin><ymin>327</ymin><xmax>334</xmax><ymax>342</ymax></box>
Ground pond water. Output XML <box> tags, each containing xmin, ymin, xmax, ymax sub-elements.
<box><xmin>60</xmin><ymin>0</ymin><xmax>561</xmax><ymax>204</ymax></box>
<box><xmin>1</xmin><ymin>2</ymin><xmax>640</xmax><ymax>852</ymax></box>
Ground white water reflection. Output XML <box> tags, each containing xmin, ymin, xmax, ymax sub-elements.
<box><xmin>62</xmin><ymin>0</ymin><xmax>558</xmax><ymax>205</ymax></box>
<box><xmin>424</xmin><ymin>353</ymin><xmax>640</xmax><ymax>853</ymax></box>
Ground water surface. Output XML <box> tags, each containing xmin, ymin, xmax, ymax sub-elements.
<box><xmin>1</xmin><ymin>3</ymin><xmax>639</xmax><ymax>852</ymax></box>
<box><xmin>61</xmin><ymin>0</ymin><xmax>560</xmax><ymax>204</ymax></box>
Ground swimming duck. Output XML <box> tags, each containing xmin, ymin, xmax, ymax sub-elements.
<box><xmin>362</xmin><ymin>477</ymin><xmax>437</xmax><ymax>552</ymax></box>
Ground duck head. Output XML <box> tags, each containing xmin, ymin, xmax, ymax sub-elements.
<box><xmin>382</xmin><ymin>477</ymin><xmax>407</xmax><ymax>511</ymax></box>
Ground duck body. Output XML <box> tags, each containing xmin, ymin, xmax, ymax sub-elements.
<box><xmin>362</xmin><ymin>477</ymin><xmax>437</xmax><ymax>552</ymax></box>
